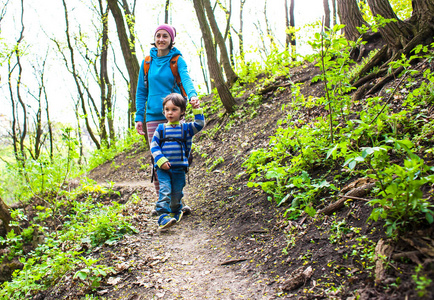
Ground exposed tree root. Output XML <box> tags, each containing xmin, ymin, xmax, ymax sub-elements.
<box><xmin>351</xmin><ymin>26</ymin><xmax>434</xmax><ymax>100</ymax></box>
<box><xmin>280</xmin><ymin>266</ymin><xmax>313</xmax><ymax>291</ymax></box>
<box><xmin>375</xmin><ymin>239</ymin><xmax>394</xmax><ymax>284</ymax></box>
<box><xmin>351</xmin><ymin>45</ymin><xmax>389</xmax><ymax>84</ymax></box>
<box><xmin>318</xmin><ymin>179</ymin><xmax>376</xmax><ymax>216</ymax></box>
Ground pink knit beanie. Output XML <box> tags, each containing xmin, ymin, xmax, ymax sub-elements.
<box><xmin>154</xmin><ymin>24</ymin><xmax>176</xmax><ymax>43</ymax></box>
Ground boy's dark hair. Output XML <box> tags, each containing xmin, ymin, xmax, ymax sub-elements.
<box><xmin>163</xmin><ymin>93</ymin><xmax>186</xmax><ymax>117</ymax></box>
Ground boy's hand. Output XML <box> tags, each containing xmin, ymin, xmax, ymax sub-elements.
<box><xmin>190</xmin><ymin>96</ymin><xmax>200</xmax><ymax>109</ymax></box>
<box><xmin>161</xmin><ymin>162</ymin><xmax>171</xmax><ymax>170</ymax></box>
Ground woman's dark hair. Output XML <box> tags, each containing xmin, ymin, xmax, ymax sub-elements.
<box><xmin>163</xmin><ymin>93</ymin><xmax>186</xmax><ymax>117</ymax></box>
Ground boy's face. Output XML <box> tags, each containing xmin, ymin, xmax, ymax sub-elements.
<box><xmin>163</xmin><ymin>100</ymin><xmax>183</xmax><ymax>123</ymax></box>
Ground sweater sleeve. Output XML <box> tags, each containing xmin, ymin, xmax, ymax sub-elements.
<box><xmin>135</xmin><ymin>59</ymin><xmax>148</xmax><ymax>123</ymax></box>
<box><xmin>150</xmin><ymin>124</ymin><xmax>169</xmax><ymax>167</ymax></box>
<box><xmin>177</xmin><ymin>56</ymin><xmax>197</xmax><ymax>100</ymax></box>
<box><xmin>191</xmin><ymin>108</ymin><xmax>205</xmax><ymax>135</ymax></box>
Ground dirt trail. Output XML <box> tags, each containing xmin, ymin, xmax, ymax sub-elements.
<box><xmin>102</xmin><ymin>180</ymin><xmax>276</xmax><ymax>300</ymax></box>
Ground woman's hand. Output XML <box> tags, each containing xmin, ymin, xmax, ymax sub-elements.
<box><xmin>190</xmin><ymin>96</ymin><xmax>200</xmax><ymax>109</ymax></box>
<box><xmin>161</xmin><ymin>162</ymin><xmax>171</xmax><ymax>170</ymax></box>
<box><xmin>135</xmin><ymin>121</ymin><xmax>146</xmax><ymax>135</ymax></box>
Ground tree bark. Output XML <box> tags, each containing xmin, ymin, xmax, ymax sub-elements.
<box><xmin>238</xmin><ymin>0</ymin><xmax>246</xmax><ymax>62</ymax></box>
<box><xmin>99</xmin><ymin>1</ymin><xmax>115</xmax><ymax>146</ymax></box>
<box><xmin>410</xmin><ymin>0</ymin><xmax>434</xmax><ymax>34</ymax></box>
<box><xmin>332</xmin><ymin>0</ymin><xmax>337</xmax><ymax>27</ymax></box>
<box><xmin>0</xmin><ymin>196</ymin><xmax>13</xmax><ymax>235</ymax></box>
<box><xmin>285</xmin><ymin>0</ymin><xmax>296</xmax><ymax>54</ymax></box>
<box><xmin>289</xmin><ymin>0</ymin><xmax>296</xmax><ymax>48</ymax></box>
<box><xmin>193</xmin><ymin>0</ymin><xmax>236</xmax><ymax>113</ymax></box>
<box><xmin>337</xmin><ymin>0</ymin><xmax>370</xmax><ymax>41</ymax></box>
<box><xmin>60</xmin><ymin>0</ymin><xmax>101</xmax><ymax>149</ymax></box>
<box><xmin>323</xmin><ymin>0</ymin><xmax>331</xmax><ymax>30</ymax></box>
<box><xmin>343</xmin><ymin>0</ymin><xmax>434</xmax><ymax>99</ymax></box>
<box><xmin>164</xmin><ymin>0</ymin><xmax>170</xmax><ymax>24</ymax></box>
<box><xmin>106</xmin><ymin>0</ymin><xmax>139</xmax><ymax>128</ymax></box>
<box><xmin>203</xmin><ymin>0</ymin><xmax>238</xmax><ymax>86</ymax></box>
<box><xmin>264</xmin><ymin>0</ymin><xmax>276</xmax><ymax>47</ymax></box>
<box><xmin>367</xmin><ymin>0</ymin><xmax>414</xmax><ymax>52</ymax></box>
<box><xmin>7</xmin><ymin>0</ymin><xmax>27</xmax><ymax>163</ymax></box>
<box><xmin>215</xmin><ymin>0</ymin><xmax>235</xmax><ymax>66</ymax></box>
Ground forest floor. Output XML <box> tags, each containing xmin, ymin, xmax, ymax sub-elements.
<box><xmin>34</xmin><ymin>59</ymin><xmax>434</xmax><ymax>299</ymax></box>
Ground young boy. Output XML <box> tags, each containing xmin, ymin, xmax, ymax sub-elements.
<box><xmin>151</xmin><ymin>93</ymin><xmax>205</xmax><ymax>229</ymax></box>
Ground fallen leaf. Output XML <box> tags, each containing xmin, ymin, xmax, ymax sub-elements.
<box><xmin>107</xmin><ymin>276</ymin><xmax>123</xmax><ymax>285</ymax></box>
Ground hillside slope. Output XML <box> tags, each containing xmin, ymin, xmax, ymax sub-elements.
<box><xmin>77</xmin><ymin>59</ymin><xmax>434</xmax><ymax>299</ymax></box>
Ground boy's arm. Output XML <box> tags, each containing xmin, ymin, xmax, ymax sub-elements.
<box><xmin>150</xmin><ymin>125</ymin><xmax>169</xmax><ymax>168</ymax></box>
<box><xmin>190</xmin><ymin>108</ymin><xmax>205</xmax><ymax>135</ymax></box>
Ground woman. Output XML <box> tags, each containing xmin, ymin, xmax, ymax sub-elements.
<box><xmin>135</xmin><ymin>24</ymin><xmax>199</xmax><ymax>213</ymax></box>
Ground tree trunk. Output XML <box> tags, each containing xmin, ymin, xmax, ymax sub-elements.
<box><xmin>164</xmin><ymin>0</ymin><xmax>170</xmax><ymax>24</ymax></box>
<box><xmin>289</xmin><ymin>0</ymin><xmax>296</xmax><ymax>48</ymax></box>
<box><xmin>203</xmin><ymin>0</ymin><xmax>238</xmax><ymax>86</ymax></box>
<box><xmin>348</xmin><ymin>0</ymin><xmax>434</xmax><ymax>99</ymax></box>
<box><xmin>332</xmin><ymin>0</ymin><xmax>337</xmax><ymax>27</ymax></box>
<box><xmin>238</xmin><ymin>0</ymin><xmax>246</xmax><ymax>63</ymax></box>
<box><xmin>264</xmin><ymin>0</ymin><xmax>276</xmax><ymax>47</ymax></box>
<box><xmin>193</xmin><ymin>0</ymin><xmax>236</xmax><ymax>113</ymax></box>
<box><xmin>0</xmin><ymin>196</ymin><xmax>13</xmax><ymax>235</ymax></box>
<box><xmin>367</xmin><ymin>0</ymin><xmax>414</xmax><ymax>52</ymax></box>
<box><xmin>285</xmin><ymin>0</ymin><xmax>290</xmax><ymax>49</ymax></box>
<box><xmin>285</xmin><ymin>0</ymin><xmax>296</xmax><ymax>54</ymax></box>
<box><xmin>337</xmin><ymin>0</ymin><xmax>370</xmax><ymax>41</ymax></box>
<box><xmin>99</xmin><ymin>1</ymin><xmax>115</xmax><ymax>146</ymax></box>
<box><xmin>106</xmin><ymin>0</ymin><xmax>139</xmax><ymax>128</ymax></box>
<box><xmin>60</xmin><ymin>0</ymin><xmax>101</xmax><ymax>149</ymax></box>
<box><xmin>411</xmin><ymin>0</ymin><xmax>434</xmax><ymax>26</ymax></box>
<box><xmin>216</xmin><ymin>0</ymin><xmax>235</xmax><ymax>66</ymax></box>
<box><xmin>8</xmin><ymin>0</ymin><xmax>27</xmax><ymax>163</ymax></box>
<box><xmin>323</xmin><ymin>0</ymin><xmax>331</xmax><ymax>30</ymax></box>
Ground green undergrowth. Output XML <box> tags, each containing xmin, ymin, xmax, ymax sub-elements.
<box><xmin>0</xmin><ymin>180</ymin><xmax>137</xmax><ymax>299</ymax></box>
<box><xmin>242</xmin><ymin>28</ymin><xmax>434</xmax><ymax>238</ymax></box>
<box><xmin>0</xmin><ymin>127</ymin><xmax>144</xmax><ymax>205</ymax></box>
<box><xmin>229</xmin><ymin>27</ymin><xmax>434</xmax><ymax>297</ymax></box>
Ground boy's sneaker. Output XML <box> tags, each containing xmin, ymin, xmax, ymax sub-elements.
<box><xmin>181</xmin><ymin>205</ymin><xmax>191</xmax><ymax>215</ymax></box>
<box><xmin>170</xmin><ymin>210</ymin><xmax>183</xmax><ymax>223</ymax></box>
<box><xmin>158</xmin><ymin>214</ymin><xmax>176</xmax><ymax>229</ymax></box>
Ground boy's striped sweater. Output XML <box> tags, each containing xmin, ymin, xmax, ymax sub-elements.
<box><xmin>151</xmin><ymin>108</ymin><xmax>205</xmax><ymax>169</ymax></box>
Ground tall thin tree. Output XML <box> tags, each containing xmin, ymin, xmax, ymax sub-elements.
<box><xmin>192</xmin><ymin>0</ymin><xmax>235</xmax><ymax>113</ymax></box>
<box><xmin>106</xmin><ymin>0</ymin><xmax>139</xmax><ymax>128</ymax></box>
<box><xmin>203</xmin><ymin>0</ymin><xmax>238</xmax><ymax>86</ymax></box>
<box><xmin>323</xmin><ymin>0</ymin><xmax>331</xmax><ymax>30</ymax></box>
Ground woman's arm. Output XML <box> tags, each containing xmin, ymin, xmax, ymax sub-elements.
<box><xmin>177</xmin><ymin>56</ymin><xmax>197</xmax><ymax>101</ymax></box>
<box><xmin>135</xmin><ymin>60</ymin><xmax>148</xmax><ymax>123</ymax></box>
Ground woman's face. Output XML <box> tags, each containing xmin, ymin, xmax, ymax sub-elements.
<box><xmin>155</xmin><ymin>30</ymin><xmax>171</xmax><ymax>51</ymax></box>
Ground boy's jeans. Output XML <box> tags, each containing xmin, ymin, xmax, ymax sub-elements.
<box><xmin>156</xmin><ymin>167</ymin><xmax>186</xmax><ymax>214</ymax></box>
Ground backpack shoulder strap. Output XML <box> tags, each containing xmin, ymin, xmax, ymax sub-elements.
<box><xmin>144</xmin><ymin>56</ymin><xmax>151</xmax><ymax>88</ymax></box>
<box><xmin>181</xmin><ymin>123</ymin><xmax>190</xmax><ymax>157</ymax></box>
<box><xmin>170</xmin><ymin>55</ymin><xmax>187</xmax><ymax>98</ymax></box>
<box><xmin>144</xmin><ymin>56</ymin><xmax>151</xmax><ymax>74</ymax></box>
<box><xmin>158</xmin><ymin>123</ymin><xmax>165</xmax><ymax>140</ymax></box>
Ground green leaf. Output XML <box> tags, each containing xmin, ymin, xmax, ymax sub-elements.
<box><xmin>277</xmin><ymin>194</ymin><xmax>292</xmax><ymax>207</ymax></box>
<box><xmin>349</xmin><ymin>160</ymin><xmax>357</xmax><ymax>170</ymax></box>
<box><xmin>426</xmin><ymin>212</ymin><xmax>434</xmax><ymax>224</ymax></box>
<box><xmin>74</xmin><ymin>270</ymin><xmax>89</xmax><ymax>281</ymax></box>
<box><xmin>326</xmin><ymin>144</ymin><xmax>338</xmax><ymax>159</ymax></box>
<box><xmin>305</xmin><ymin>206</ymin><xmax>316</xmax><ymax>217</ymax></box>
